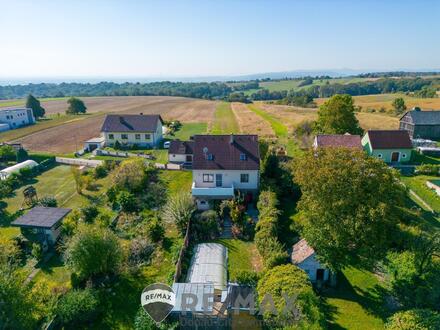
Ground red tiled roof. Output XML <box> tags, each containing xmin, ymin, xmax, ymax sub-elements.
<box><xmin>192</xmin><ymin>135</ymin><xmax>260</xmax><ymax>170</ymax></box>
<box><xmin>315</xmin><ymin>134</ymin><xmax>362</xmax><ymax>149</ymax></box>
<box><xmin>169</xmin><ymin>140</ymin><xmax>194</xmax><ymax>155</ymax></box>
<box><xmin>366</xmin><ymin>130</ymin><xmax>412</xmax><ymax>149</ymax></box>
<box><xmin>291</xmin><ymin>239</ymin><xmax>315</xmax><ymax>264</ymax></box>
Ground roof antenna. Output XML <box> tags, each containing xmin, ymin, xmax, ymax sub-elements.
<box><xmin>230</xmin><ymin>134</ymin><xmax>234</xmax><ymax>144</ymax></box>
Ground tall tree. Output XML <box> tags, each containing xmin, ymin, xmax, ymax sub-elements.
<box><xmin>392</xmin><ymin>97</ymin><xmax>407</xmax><ymax>115</ymax></box>
<box><xmin>66</xmin><ymin>97</ymin><xmax>87</xmax><ymax>114</ymax></box>
<box><xmin>293</xmin><ymin>148</ymin><xmax>405</xmax><ymax>270</ymax></box>
<box><xmin>316</xmin><ymin>94</ymin><xmax>363</xmax><ymax>135</ymax></box>
<box><xmin>25</xmin><ymin>94</ymin><xmax>45</xmax><ymax>118</ymax></box>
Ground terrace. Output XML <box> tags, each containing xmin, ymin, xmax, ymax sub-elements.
<box><xmin>191</xmin><ymin>182</ymin><xmax>234</xmax><ymax>198</ymax></box>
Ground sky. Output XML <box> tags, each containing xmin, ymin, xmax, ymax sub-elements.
<box><xmin>1</xmin><ymin>0</ymin><xmax>439</xmax><ymax>80</ymax></box>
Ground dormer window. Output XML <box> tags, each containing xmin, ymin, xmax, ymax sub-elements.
<box><xmin>240</xmin><ymin>153</ymin><xmax>247</xmax><ymax>161</ymax></box>
<box><xmin>207</xmin><ymin>154</ymin><xmax>213</xmax><ymax>161</ymax></box>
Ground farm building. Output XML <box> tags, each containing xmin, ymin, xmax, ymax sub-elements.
<box><xmin>399</xmin><ymin>107</ymin><xmax>440</xmax><ymax>139</ymax></box>
<box><xmin>11</xmin><ymin>207</ymin><xmax>71</xmax><ymax>247</ymax></box>
<box><xmin>291</xmin><ymin>239</ymin><xmax>330</xmax><ymax>283</ymax></box>
<box><xmin>0</xmin><ymin>160</ymin><xmax>39</xmax><ymax>180</ymax></box>
<box><xmin>362</xmin><ymin>130</ymin><xmax>412</xmax><ymax>163</ymax></box>
<box><xmin>100</xmin><ymin>114</ymin><xmax>164</xmax><ymax>148</ymax></box>
<box><xmin>0</xmin><ymin>107</ymin><xmax>35</xmax><ymax>132</ymax></box>
<box><xmin>168</xmin><ymin>139</ymin><xmax>194</xmax><ymax>165</ymax></box>
<box><xmin>313</xmin><ymin>134</ymin><xmax>362</xmax><ymax>149</ymax></box>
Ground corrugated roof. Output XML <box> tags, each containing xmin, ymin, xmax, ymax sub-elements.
<box><xmin>315</xmin><ymin>134</ymin><xmax>362</xmax><ymax>149</ymax></box>
<box><xmin>12</xmin><ymin>207</ymin><xmax>71</xmax><ymax>229</ymax></box>
<box><xmin>172</xmin><ymin>283</ymin><xmax>214</xmax><ymax>313</ymax></box>
<box><xmin>169</xmin><ymin>140</ymin><xmax>194</xmax><ymax>155</ymax></box>
<box><xmin>291</xmin><ymin>239</ymin><xmax>315</xmax><ymax>264</ymax></box>
<box><xmin>192</xmin><ymin>135</ymin><xmax>260</xmax><ymax>170</ymax></box>
<box><xmin>186</xmin><ymin>243</ymin><xmax>227</xmax><ymax>290</ymax></box>
<box><xmin>405</xmin><ymin>110</ymin><xmax>440</xmax><ymax>125</ymax></box>
<box><xmin>101</xmin><ymin>114</ymin><xmax>163</xmax><ymax>132</ymax></box>
<box><xmin>366</xmin><ymin>130</ymin><xmax>412</xmax><ymax>149</ymax></box>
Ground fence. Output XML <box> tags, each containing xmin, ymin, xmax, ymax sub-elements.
<box><xmin>55</xmin><ymin>157</ymin><xmax>103</xmax><ymax>168</ymax></box>
<box><xmin>173</xmin><ymin>220</ymin><xmax>192</xmax><ymax>282</ymax></box>
<box><xmin>94</xmin><ymin>149</ymin><xmax>154</xmax><ymax>159</ymax></box>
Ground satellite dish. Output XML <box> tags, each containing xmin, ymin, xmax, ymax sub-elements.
<box><xmin>203</xmin><ymin>147</ymin><xmax>208</xmax><ymax>154</ymax></box>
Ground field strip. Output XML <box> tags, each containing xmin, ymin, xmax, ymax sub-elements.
<box><xmin>210</xmin><ymin>102</ymin><xmax>240</xmax><ymax>134</ymax></box>
<box><xmin>247</xmin><ymin>104</ymin><xmax>288</xmax><ymax>137</ymax></box>
<box><xmin>231</xmin><ymin>103</ymin><xmax>275</xmax><ymax>138</ymax></box>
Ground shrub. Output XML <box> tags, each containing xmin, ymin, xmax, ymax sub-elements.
<box><xmin>416</xmin><ymin>164</ymin><xmax>439</xmax><ymax>175</ymax></box>
<box><xmin>93</xmin><ymin>165</ymin><xmax>108</xmax><ymax>179</ymax></box>
<box><xmin>128</xmin><ymin>238</ymin><xmax>155</xmax><ymax>267</ymax></box>
<box><xmin>162</xmin><ymin>192</ymin><xmax>195</xmax><ymax>236</ymax></box>
<box><xmin>386</xmin><ymin>309</ymin><xmax>440</xmax><ymax>330</ymax></box>
<box><xmin>192</xmin><ymin>210</ymin><xmax>220</xmax><ymax>241</ymax></box>
<box><xmin>235</xmin><ymin>270</ymin><xmax>260</xmax><ymax>286</ymax></box>
<box><xmin>117</xmin><ymin>191</ymin><xmax>138</xmax><ymax>212</ymax></box>
<box><xmin>38</xmin><ymin>195</ymin><xmax>58</xmax><ymax>207</ymax></box>
<box><xmin>31</xmin><ymin>243</ymin><xmax>43</xmax><ymax>261</ymax></box>
<box><xmin>146</xmin><ymin>218</ymin><xmax>165</xmax><ymax>243</ymax></box>
<box><xmin>81</xmin><ymin>205</ymin><xmax>99</xmax><ymax>223</ymax></box>
<box><xmin>55</xmin><ymin>289</ymin><xmax>99</xmax><ymax>327</ymax></box>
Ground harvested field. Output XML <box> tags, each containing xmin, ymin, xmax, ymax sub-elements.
<box><xmin>231</xmin><ymin>103</ymin><xmax>275</xmax><ymax>138</ymax></box>
<box><xmin>210</xmin><ymin>102</ymin><xmax>240</xmax><ymax>134</ymax></box>
<box><xmin>12</xmin><ymin>96</ymin><xmax>216</xmax><ymax>153</ymax></box>
<box><xmin>356</xmin><ymin>112</ymin><xmax>399</xmax><ymax>130</ymax></box>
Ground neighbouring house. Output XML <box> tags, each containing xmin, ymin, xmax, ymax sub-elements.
<box><xmin>0</xmin><ymin>107</ymin><xmax>35</xmax><ymax>132</ymax></box>
<box><xmin>100</xmin><ymin>114</ymin><xmax>163</xmax><ymax>148</ymax></box>
<box><xmin>190</xmin><ymin>134</ymin><xmax>260</xmax><ymax>210</ymax></box>
<box><xmin>291</xmin><ymin>239</ymin><xmax>330</xmax><ymax>283</ymax></box>
<box><xmin>399</xmin><ymin>107</ymin><xmax>440</xmax><ymax>139</ymax></box>
<box><xmin>362</xmin><ymin>130</ymin><xmax>412</xmax><ymax>163</ymax></box>
<box><xmin>84</xmin><ymin>136</ymin><xmax>105</xmax><ymax>152</ymax></box>
<box><xmin>11</xmin><ymin>207</ymin><xmax>71</xmax><ymax>248</ymax></box>
<box><xmin>168</xmin><ymin>139</ymin><xmax>194</xmax><ymax>165</ymax></box>
<box><xmin>0</xmin><ymin>160</ymin><xmax>39</xmax><ymax>180</ymax></box>
<box><xmin>313</xmin><ymin>134</ymin><xmax>362</xmax><ymax>149</ymax></box>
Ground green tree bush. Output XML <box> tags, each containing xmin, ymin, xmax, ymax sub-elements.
<box><xmin>25</xmin><ymin>94</ymin><xmax>45</xmax><ymax>118</ymax></box>
<box><xmin>392</xmin><ymin>97</ymin><xmax>407</xmax><ymax>115</ymax></box>
<box><xmin>162</xmin><ymin>192</ymin><xmax>195</xmax><ymax>236</ymax></box>
<box><xmin>386</xmin><ymin>309</ymin><xmax>440</xmax><ymax>330</ymax></box>
<box><xmin>55</xmin><ymin>289</ymin><xmax>100</xmax><ymax>327</ymax></box>
<box><xmin>66</xmin><ymin>97</ymin><xmax>87</xmax><ymax>114</ymax></box>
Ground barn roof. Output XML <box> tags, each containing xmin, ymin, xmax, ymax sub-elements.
<box><xmin>315</xmin><ymin>134</ymin><xmax>362</xmax><ymax>149</ymax></box>
<box><xmin>403</xmin><ymin>109</ymin><xmax>440</xmax><ymax>125</ymax></box>
<box><xmin>192</xmin><ymin>135</ymin><xmax>260</xmax><ymax>170</ymax></box>
<box><xmin>366</xmin><ymin>130</ymin><xmax>412</xmax><ymax>149</ymax></box>
<box><xmin>101</xmin><ymin>114</ymin><xmax>163</xmax><ymax>132</ymax></box>
<box><xmin>12</xmin><ymin>207</ymin><xmax>71</xmax><ymax>229</ymax></box>
<box><xmin>291</xmin><ymin>239</ymin><xmax>315</xmax><ymax>264</ymax></box>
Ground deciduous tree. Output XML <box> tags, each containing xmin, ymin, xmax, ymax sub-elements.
<box><xmin>392</xmin><ymin>97</ymin><xmax>407</xmax><ymax>115</ymax></box>
<box><xmin>25</xmin><ymin>94</ymin><xmax>45</xmax><ymax>118</ymax></box>
<box><xmin>66</xmin><ymin>97</ymin><xmax>87</xmax><ymax>114</ymax></box>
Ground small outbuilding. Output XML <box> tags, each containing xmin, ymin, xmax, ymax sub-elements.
<box><xmin>291</xmin><ymin>239</ymin><xmax>330</xmax><ymax>283</ymax></box>
<box><xmin>362</xmin><ymin>130</ymin><xmax>412</xmax><ymax>163</ymax></box>
<box><xmin>11</xmin><ymin>207</ymin><xmax>71</xmax><ymax>247</ymax></box>
<box><xmin>0</xmin><ymin>160</ymin><xmax>38</xmax><ymax>180</ymax></box>
<box><xmin>84</xmin><ymin>136</ymin><xmax>105</xmax><ymax>152</ymax></box>
<box><xmin>168</xmin><ymin>139</ymin><xmax>194</xmax><ymax>164</ymax></box>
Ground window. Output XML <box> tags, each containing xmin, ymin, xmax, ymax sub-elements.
<box><xmin>402</xmin><ymin>153</ymin><xmax>407</xmax><ymax>158</ymax></box>
<box><xmin>207</xmin><ymin>153</ymin><xmax>213</xmax><ymax>160</ymax></box>
<box><xmin>121</xmin><ymin>134</ymin><xmax>128</xmax><ymax>140</ymax></box>
<box><xmin>203</xmin><ymin>174</ymin><xmax>214</xmax><ymax>182</ymax></box>
<box><xmin>145</xmin><ymin>134</ymin><xmax>151</xmax><ymax>140</ymax></box>
<box><xmin>109</xmin><ymin>134</ymin><xmax>114</xmax><ymax>140</ymax></box>
<box><xmin>240</xmin><ymin>153</ymin><xmax>247</xmax><ymax>160</ymax></box>
<box><xmin>240</xmin><ymin>173</ymin><xmax>249</xmax><ymax>183</ymax></box>
<box><xmin>135</xmin><ymin>134</ymin><xmax>141</xmax><ymax>140</ymax></box>
<box><xmin>377</xmin><ymin>154</ymin><xmax>383</xmax><ymax>158</ymax></box>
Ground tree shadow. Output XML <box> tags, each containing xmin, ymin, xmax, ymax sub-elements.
<box><xmin>319</xmin><ymin>298</ymin><xmax>346</xmax><ymax>330</ymax></box>
<box><xmin>0</xmin><ymin>208</ymin><xmax>23</xmax><ymax>227</ymax></box>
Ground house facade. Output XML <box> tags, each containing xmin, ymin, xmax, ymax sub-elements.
<box><xmin>189</xmin><ymin>134</ymin><xmax>260</xmax><ymax>210</ymax></box>
<box><xmin>0</xmin><ymin>108</ymin><xmax>35</xmax><ymax>132</ymax></box>
<box><xmin>362</xmin><ymin>130</ymin><xmax>412</xmax><ymax>163</ymax></box>
<box><xmin>100</xmin><ymin>114</ymin><xmax>163</xmax><ymax>148</ymax></box>
<box><xmin>292</xmin><ymin>239</ymin><xmax>330</xmax><ymax>283</ymax></box>
<box><xmin>313</xmin><ymin>134</ymin><xmax>362</xmax><ymax>149</ymax></box>
<box><xmin>399</xmin><ymin>108</ymin><xmax>440</xmax><ymax>139</ymax></box>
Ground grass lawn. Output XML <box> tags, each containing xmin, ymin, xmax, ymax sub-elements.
<box><xmin>169</xmin><ymin>122</ymin><xmax>207</xmax><ymax>140</ymax></box>
<box><xmin>33</xmin><ymin>254</ymin><xmax>71</xmax><ymax>288</ymax></box>
<box><xmin>211</xmin><ymin>102</ymin><xmax>240</xmax><ymax>134</ymax></box>
<box><xmin>401</xmin><ymin>175</ymin><xmax>440</xmax><ymax>213</ymax></box>
<box><xmin>214</xmin><ymin>239</ymin><xmax>262</xmax><ymax>281</ymax></box>
<box><xmin>159</xmin><ymin>170</ymin><xmax>192</xmax><ymax>196</ymax></box>
<box><xmin>0</xmin><ymin>113</ymin><xmax>100</xmax><ymax>142</ymax></box>
<box><xmin>323</xmin><ymin>267</ymin><xmax>387</xmax><ymax>330</ymax></box>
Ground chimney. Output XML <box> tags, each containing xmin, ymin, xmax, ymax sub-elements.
<box><xmin>412</xmin><ymin>107</ymin><xmax>421</xmax><ymax>112</ymax></box>
<box><xmin>230</xmin><ymin>134</ymin><xmax>234</xmax><ymax>144</ymax></box>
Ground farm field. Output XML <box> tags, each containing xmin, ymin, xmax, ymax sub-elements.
<box><xmin>316</xmin><ymin>93</ymin><xmax>440</xmax><ymax>111</ymax></box>
<box><xmin>210</xmin><ymin>101</ymin><xmax>240</xmax><ymax>134</ymax></box>
<box><xmin>230</xmin><ymin>103</ymin><xmax>275</xmax><ymax>138</ymax></box>
<box><xmin>3</xmin><ymin>96</ymin><xmax>216</xmax><ymax>153</ymax></box>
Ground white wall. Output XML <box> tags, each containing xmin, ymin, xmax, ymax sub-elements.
<box><xmin>0</xmin><ymin>108</ymin><xmax>35</xmax><ymax>129</ymax></box>
<box><xmin>169</xmin><ymin>154</ymin><xmax>188</xmax><ymax>163</ymax></box>
<box><xmin>297</xmin><ymin>254</ymin><xmax>330</xmax><ymax>282</ymax></box>
<box><xmin>102</xmin><ymin>119</ymin><xmax>163</xmax><ymax>147</ymax></box>
<box><xmin>192</xmin><ymin>169</ymin><xmax>259</xmax><ymax>190</ymax></box>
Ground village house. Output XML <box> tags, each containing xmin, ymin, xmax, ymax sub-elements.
<box><xmin>362</xmin><ymin>130</ymin><xmax>412</xmax><ymax>163</ymax></box>
<box><xmin>313</xmin><ymin>134</ymin><xmax>362</xmax><ymax>149</ymax></box>
<box><xmin>291</xmin><ymin>239</ymin><xmax>330</xmax><ymax>283</ymax></box>
<box><xmin>98</xmin><ymin>114</ymin><xmax>163</xmax><ymax>150</ymax></box>
<box><xmin>399</xmin><ymin>107</ymin><xmax>440</xmax><ymax>140</ymax></box>
<box><xmin>168</xmin><ymin>139</ymin><xmax>194</xmax><ymax>165</ymax></box>
<box><xmin>0</xmin><ymin>107</ymin><xmax>35</xmax><ymax>132</ymax></box>
<box><xmin>11</xmin><ymin>207</ymin><xmax>71</xmax><ymax>248</ymax></box>
<box><xmin>189</xmin><ymin>134</ymin><xmax>260</xmax><ymax>210</ymax></box>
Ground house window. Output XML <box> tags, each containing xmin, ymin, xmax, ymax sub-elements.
<box><xmin>207</xmin><ymin>154</ymin><xmax>213</xmax><ymax>160</ymax></box>
<box><xmin>377</xmin><ymin>154</ymin><xmax>383</xmax><ymax>158</ymax></box>
<box><xmin>240</xmin><ymin>153</ymin><xmax>247</xmax><ymax>160</ymax></box>
<box><xmin>240</xmin><ymin>174</ymin><xmax>249</xmax><ymax>183</ymax></box>
<box><xmin>145</xmin><ymin>134</ymin><xmax>151</xmax><ymax>139</ymax></box>
<box><xmin>203</xmin><ymin>174</ymin><xmax>214</xmax><ymax>182</ymax></box>
<box><xmin>402</xmin><ymin>153</ymin><xmax>407</xmax><ymax>158</ymax></box>
<box><xmin>109</xmin><ymin>134</ymin><xmax>114</xmax><ymax>140</ymax></box>
<box><xmin>135</xmin><ymin>134</ymin><xmax>141</xmax><ymax>140</ymax></box>
<box><xmin>121</xmin><ymin>134</ymin><xmax>128</xmax><ymax>140</ymax></box>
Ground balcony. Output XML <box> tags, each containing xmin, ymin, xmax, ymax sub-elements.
<box><xmin>191</xmin><ymin>182</ymin><xmax>234</xmax><ymax>198</ymax></box>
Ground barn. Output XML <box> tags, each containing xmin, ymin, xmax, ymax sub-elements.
<box><xmin>399</xmin><ymin>108</ymin><xmax>440</xmax><ymax>139</ymax></box>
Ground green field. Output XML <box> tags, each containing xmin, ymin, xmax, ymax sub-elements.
<box><xmin>169</xmin><ymin>122</ymin><xmax>207</xmax><ymax>140</ymax></box>
<box><xmin>211</xmin><ymin>102</ymin><xmax>240</xmax><ymax>134</ymax></box>
<box><xmin>247</xmin><ymin>104</ymin><xmax>287</xmax><ymax>137</ymax></box>
<box><xmin>0</xmin><ymin>97</ymin><xmax>68</xmax><ymax>108</ymax></box>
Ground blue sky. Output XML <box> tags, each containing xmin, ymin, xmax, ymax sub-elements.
<box><xmin>1</xmin><ymin>0</ymin><xmax>439</xmax><ymax>78</ymax></box>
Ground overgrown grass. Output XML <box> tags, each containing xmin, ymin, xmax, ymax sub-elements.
<box><xmin>211</xmin><ymin>102</ymin><xmax>240</xmax><ymax>134</ymax></box>
<box><xmin>32</xmin><ymin>254</ymin><xmax>71</xmax><ymax>288</ymax></box>
<box><xmin>247</xmin><ymin>104</ymin><xmax>287</xmax><ymax>137</ymax></box>
<box><xmin>323</xmin><ymin>267</ymin><xmax>387</xmax><ymax>329</ymax></box>
<box><xmin>401</xmin><ymin>175</ymin><xmax>440</xmax><ymax>212</ymax></box>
